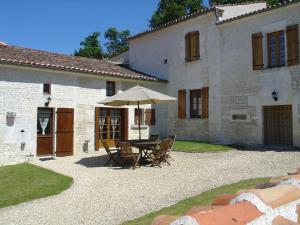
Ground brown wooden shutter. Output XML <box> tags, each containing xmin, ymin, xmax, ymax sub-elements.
<box><xmin>191</xmin><ymin>31</ymin><xmax>200</xmax><ymax>61</ymax></box>
<box><xmin>134</xmin><ymin>108</ymin><xmax>143</xmax><ymax>125</ymax></box>
<box><xmin>178</xmin><ymin>89</ymin><xmax>186</xmax><ymax>119</ymax></box>
<box><xmin>145</xmin><ymin>109</ymin><xmax>156</xmax><ymax>125</ymax></box>
<box><xmin>185</xmin><ymin>33</ymin><xmax>191</xmax><ymax>62</ymax></box>
<box><xmin>252</xmin><ymin>32</ymin><xmax>264</xmax><ymax>70</ymax></box>
<box><xmin>202</xmin><ymin>87</ymin><xmax>209</xmax><ymax>119</ymax></box>
<box><xmin>286</xmin><ymin>24</ymin><xmax>299</xmax><ymax>66</ymax></box>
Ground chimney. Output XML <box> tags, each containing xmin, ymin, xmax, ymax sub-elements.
<box><xmin>0</xmin><ymin>41</ymin><xmax>7</xmax><ymax>46</ymax></box>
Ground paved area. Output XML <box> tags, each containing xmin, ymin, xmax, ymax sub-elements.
<box><xmin>0</xmin><ymin>150</ymin><xmax>300</xmax><ymax>225</ymax></box>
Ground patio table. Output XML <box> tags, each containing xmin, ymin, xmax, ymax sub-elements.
<box><xmin>130</xmin><ymin>140</ymin><xmax>160</xmax><ymax>163</ymax></box>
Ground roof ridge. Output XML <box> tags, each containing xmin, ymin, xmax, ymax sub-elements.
<box><xmin>128</xmin><ymin>7</ymin><xmax>215</xmax><ymax>40</ymax></box>
<box><xmin>215</xmin><ymin>1</ymin><xmax>266</xmax><ymax>7</ymax></box>
<box><xmin>128</xmin><ymin>0</ymin><xmax>299</xmax><ymax>39</ymax></box>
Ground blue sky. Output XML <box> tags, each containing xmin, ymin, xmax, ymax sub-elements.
<box><xmin>0</xmin><ymin>0</ymin><xmax>209</xmax><ymax>55</ymax></box>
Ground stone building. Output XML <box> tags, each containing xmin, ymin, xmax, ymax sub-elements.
<box><xmin>0</xmin><ymin>0</ymin><xmax>299</xmax><ymax>165</ymax></box>
<box><xmin>128</xmin><ymin>0</ymin><xmax>300</xmax><ymax>147</ymax></box>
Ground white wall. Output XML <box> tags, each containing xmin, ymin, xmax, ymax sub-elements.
<box><xmin>0</xmin><ymin>65</ymin><xmax>165</xmax><ymax>165</ymax></box>
<box><xmin>129</xmin><ymin>3</ymin><xmax>300</xmax><ymax>146</ymax></box>
<box><xmin>129</xmin><ymin>12</ymin><xmax>219</xmax><ymax>141</ymax></box>
<box><xmin>217</xmin><ymin>3</ymin><xmax>300</xmax><ymax>146</ymax></box>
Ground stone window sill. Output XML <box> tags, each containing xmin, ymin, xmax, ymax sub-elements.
<box><xmin>131</xmin><ymin>125</ymin><xmax>148</xmax><ymax>130</ymax></box>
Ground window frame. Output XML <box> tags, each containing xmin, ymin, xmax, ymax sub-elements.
<box><xmin>189</xmin><ymin>89</ymin><xmax>202</xmax><ymax>118</ymax></box>
<box><xmin>267</xmin><ymin>30</ymin><xmax>286</xmax><ymax>68</ymax></box>
<box><xmin>43</xmin><ymin>83</ymin><xmax>51</xmax><ymax>95</ymax></box>
<box><xmin>106</xmin><ymin>81</ymin><xmax>116</xmax><ymax>97</ymax></box>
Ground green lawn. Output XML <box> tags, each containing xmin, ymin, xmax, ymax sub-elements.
<box><xmin>121</xmin><ymin>177</ymin><xmax>269</xmax><ymax>225</ymax></box>
<box><xmin>173</xmin><ymin>140</ymin><xmax>232</xmax><ymax>153</ymax></box>
<box><xmin>0</xmin><ymin>163</ymin><xmax>73</xmax><ymax>208</ymax></box>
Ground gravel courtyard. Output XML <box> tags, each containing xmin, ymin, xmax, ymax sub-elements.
<box><xmin>1</xmin><ymin>150</ymin><xmax>300</xmax><ymax>225</ymax></box>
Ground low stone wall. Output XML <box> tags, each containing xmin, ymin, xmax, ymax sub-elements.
<box><xmin>152</xmin><ymin>168</ymin><xmax>300</xmax><ymax>225</ymax></box>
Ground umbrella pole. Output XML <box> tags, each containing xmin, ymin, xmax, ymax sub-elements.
<box><xmin>138</xmin><ymin>101</ymin><xmax>141</xmax><ymax>140</ymax></box>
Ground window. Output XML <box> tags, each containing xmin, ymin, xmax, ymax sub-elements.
<box><xmin>190</xmin><ymin>89</ymin><xmax>202</xmax><ymax>118</ymax></box>
<box><xmin>43</xmin><ymin>83</ymin><xmax>51</xmax><ymax>94</ymax></box>
<box><xmin>267</xmin><ymin>30</ymin><xmax>285</xmax><ymax>68</ymax></box>
<box><xmin>185</xmin><ymin>31</ymin><xmax>200</xmax><ymax>62</ymax></box>
<box><xmin>106</xmin><ymin>81</ymin><xmax>115</xmax><ymax>96</ymax></box>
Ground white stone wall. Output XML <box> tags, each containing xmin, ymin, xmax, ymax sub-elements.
<box><xmin>129</xmin><ymin>12</ymin><xmax>218</xmax><ymax>141</ymax></box>
<box><xmin>129</xmin><ymin>3</ymin><xmax>300</xmax><ymax>146</ymax></box>
<box><xmin>218</xmin><ymin>4</ymin><xmax>300</xmax><ymax>146</ymax></box>
<box><xmin>0</xmin><ymin>64</ymin><xmax>163</xmax><ymax>165</ymax></box>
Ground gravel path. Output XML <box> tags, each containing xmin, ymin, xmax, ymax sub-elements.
<box><xmin>0</xmin><ymin>150</ymin><xmax>300</xmax><ymax>225</ymax></box>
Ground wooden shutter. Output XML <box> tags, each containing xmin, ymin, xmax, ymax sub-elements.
<box><xmin>286</xmin><ymin>24</ymin><xmax>299</xmax><ymax>66</ymax></box>
<box><xmin>145</xmin><ymin>109</ymin><xmax>156</xmax><ymax>125</ymax></box>
<box><xmin>252</xmin><ymin>32</ymin><xmax>264</xmax><ymax>70</ymax></box>
<box><xmin>202</xmin><ymin>87</ymin><xmax>209</xmax><ymax>119</ymax></box>
<box><xmin>191</xmin><ymin>31</ymin><xmax>200</xmax><ymax>61</ymax></box>
<box><xmin>178</xmin><ymin>90</ymin><xmax>186</xmax><ymax>119</ymax></box>
<box><xmin>185</xmin><ymin>33</ymin><xmax>191</xmax><ymax>62</ymax></box>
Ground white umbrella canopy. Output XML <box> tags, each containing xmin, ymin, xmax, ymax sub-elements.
<box><xmin>100</xmin><ymin>85</ymin><xmax>176</xmax><ymax>106</ymax></box>
<box><xmin>99</xmin><ymin>85</ymin><xmax>176</xmax><ymax>139</ymax></box>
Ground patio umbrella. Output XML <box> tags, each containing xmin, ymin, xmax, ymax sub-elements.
<box><xmin>99</xmin><ymin>85</ymin><xmax>176</xmax><ymax>139</ymax></box>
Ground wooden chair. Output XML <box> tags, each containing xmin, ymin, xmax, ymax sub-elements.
<box><xmin>167</xmin><ymin>135</ymin><xmax>176</xmax><ymax>160</ymax></box>
<box><xmin>118</xmin><ymin>141</ymin><xmax>141</xmax><ymax>169</ymax></box>
<box><xmin>143</xmin><ymin>135</ymin><xmax>160</xmax><ymax>159</ymax></box>
<box><xmin>101</xmin><ymin>140</ymin><xmax>122</xmax><ymax>167</ymax></box>
<box><xmin>149</xmin><ymin>134</ymin><xmax>159</xmax><ymax>141</ymax></box>
<box><xmin>149</xmin><ymin>139</ymin><xmax>170</xmax><ymax>168</ymax></box>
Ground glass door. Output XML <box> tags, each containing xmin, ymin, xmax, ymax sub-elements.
<box><xmin>96</xmin><ymin>108</ymin><xmax>123</xmax><ymax>149</ymax></box>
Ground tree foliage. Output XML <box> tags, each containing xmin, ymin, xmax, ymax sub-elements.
<box><xmin>104</xmin><ymin>27</ymin><xmax>130</xmax><ymax>58</ymax></box>
<box><xmin>74</xmin><ymin>32</ymin><xmax>103</xmax><ymax>59</ymax></box>
<box><xmin>150</xmin><ymin>0</ymin><xmax>205</xmax><ymax>28</ymax></box>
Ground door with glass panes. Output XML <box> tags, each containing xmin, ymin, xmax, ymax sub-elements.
<box><xmin>95</xmin><ymin>108</ymin><xmax>128</xmax><ymax>149</ymax></box>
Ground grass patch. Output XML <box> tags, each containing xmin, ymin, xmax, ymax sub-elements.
<box><xmin>0</xmin><ymin>163</ymin><xmax>73</xmax><ymax>208</ymax></box>
<box><xmin>121</xmin><ymin>177</ymin><xmax>269</xmax><ymax>225</ymax></box>
<box><xmin>173</xmin><ymin>140</ymin><xmax>232</xmax><ymax>153</ymax></box>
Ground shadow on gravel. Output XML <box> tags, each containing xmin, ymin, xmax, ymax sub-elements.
<box><xmin>229</xmin><ymin>144</ymin><xmax>300</xmax><ymax>152</ymax></box>
<box><xmin>75</xmin><ymin>155</ymin><xmax>112</xmax><ymax>168</ymax></box>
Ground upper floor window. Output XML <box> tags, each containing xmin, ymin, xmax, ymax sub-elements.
<box><xmin>43</xmin><ymin>83</ymin><xmax>51</xmax><ymax>94</ymax></box>
<box><xmin>185</xmin><ymin>31</ymin><xmax>200</xmax><ymax>62</ymax></box>
<box><xmin>106</xmin><ymin>81</ymin><xmax>115</xmax><ymax>96</ymax></box>
<box><xmin>267</xmin><ymin>30</ymin><xmax>285</xmax><ymax>68</ymax></box>
<box><xmin>252</xmin><ymin>24</ymin><xmax>299</xmax><ymax>70</ymax></box>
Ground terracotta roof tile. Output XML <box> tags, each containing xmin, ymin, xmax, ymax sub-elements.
<box><xmin>0</xmin><ymin>45</ymin><xmax>165</xmax><ymax>82</ymax></box>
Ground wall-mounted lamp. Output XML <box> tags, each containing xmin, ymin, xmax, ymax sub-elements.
<box><xmin>272</xmin><ymin>91</ymin><xmax>278</xmax><ymax>101</ymax></box>
<box><xmin>45</xmin><ymin>96</ymin><xmax>52</xmax><ymax>107</ymax></box>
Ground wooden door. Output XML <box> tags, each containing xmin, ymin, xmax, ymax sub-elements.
<box><xmin>95</xmin><ymin>108</ymin><xmax>128</xmax><ymax>150</ymax></box>
<box><xmin>56</xmin><ymin>108</ymin><xmax>74</xmax><ymax>156</ymax></box>
<box><xmin>264</xmin><ymin>105</ymin><xmax>293</xmax><ymax>147</ymax></box>
<box><xmin>37</xmin><ymin>108</ymin><xmax>53</xmax><ymax>156</ymax></box>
